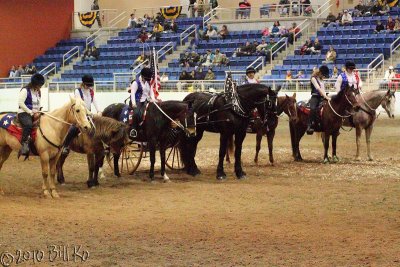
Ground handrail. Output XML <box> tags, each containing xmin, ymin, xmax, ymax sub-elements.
<box><xmin>109</xmin><ymin>11</ymin><xmax>126</xmax><ymax>26</ymax></box>
<box><xmin>247</xmin><ymin>56</ymin><xmax>265</xmax><ymax>70</ymax></box>
<box><xmin>269</xmin><ymin>37</ymin><xmax>288</xmax><ymax>69</ymax></box>
<box><xmin>203</xmin><ymin>5</ymin><xmax>219</xmax><ymax>28</ymax></box>
<box><xmin>180</xmin><ymin>24</ymin><xmax>197</xmax><ymax>46</ymax></box>
<box><xmin>62</xmin><ymin>46</ymin><xmax>80</xmax><ymax>67</ymax></box>
<box><xmin>132</xmin><ymin>59</ymin><xmax>149</xmax><ymax>75</ymax></box>
<box><xmin>157</xmin><ymin>42</ymin><xmax>174</xmax><ymax>60</ymax></box>
<box><xmin>39</xmin><ymin>62</ymin><xmax>57</xmax><ymax>77</ymax></box>
<box><xmin>390</xmin><ymin>36</ymin><xmax>400</xmax><ymax>66</ymax></box>
<box><xmin>293</xmin><ymin>20</ymin><xmax>311</xmax><ymax>49</ymax></box>
<box><xmin>314</xmin><ymin>1</ymin><xmax>330</xmax><ymax>18</ymax></box>
<box><xmin>86</xmin><ymin>28</ymin><xmax>102</xmax><ymax>49</ymax></box>
<box><xmin>367</xmin><ymin>54</ymin><xmax>384</xmax><ymax>84</ymax></box>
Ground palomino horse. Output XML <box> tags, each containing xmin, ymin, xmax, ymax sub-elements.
<box><xmin>342</xmin><ymin>89</ymin><xmax>396</xmax><ymax>161</ymax></box>
<box><xmin>57</xmin><ymin>116</ymin><xmax>130</xmax><ymax>188</ymax></box>
<box><xmin>253</xmin><ymin>94</ymin><xmax>298</xmax><ymax>165</ymax></box>
<box><xmin>290</xmin><ymin>85</ymin><xmax>360</xmax><ymax>163</ymax></box>
<box><xmin>179</xmin><ymin>84</ymin><xmax>278</xmax><ymax>180</ymax></box>
<box><xmin>103</xmin><ymin>101</ymin><xmax>196</xmax><ymax>182</ymax></box>
<box><xmin>0</xmin><ymin>97</ymin><xmax>93</xmax><ymax>198</ymax></box>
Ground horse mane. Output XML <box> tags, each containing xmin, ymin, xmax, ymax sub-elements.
<box><xmin>331</xmin><ymin>86</ymin><xmax>346</xmax><ymax>103</ymax></box>
<box><xmin>159</xmin><ymin>101</ymin><xmax>188</xmax><ymax>119</ymax></box>
<box><xmin>236</xmin><ymin>83</ymin><xmax>272</xmax><ymax>94</ymax></box>
<box><xmin>92</xmin><ymin>116</ymin><xmax>127</xmax><ymax>142</ymax></box>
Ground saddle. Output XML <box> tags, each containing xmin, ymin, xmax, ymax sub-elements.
<box><xmin>0</xmin><ymin>113</ymin><xmax>39</xmax><ymax>155</ymax></box>
<box><xmin>297</xmin><ymin>100</ymin><xmax>325</xmax><ymax>117</ymax></box>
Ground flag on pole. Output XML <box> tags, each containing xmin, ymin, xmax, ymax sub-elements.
<box><xmin>150</xmin><ymin>48</ymin><xmax>160</xmax><ymax>98</ymax></box>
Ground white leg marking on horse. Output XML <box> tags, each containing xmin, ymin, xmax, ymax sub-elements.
<box><xmin>99</xmin><ymin>167</ymin><xmax>106</xmax><ymax>179</ymax></box>
<box><xmin>163</xmin><ymin>173</ymin><xmax>170</xmax><ymax>182</ymax></box>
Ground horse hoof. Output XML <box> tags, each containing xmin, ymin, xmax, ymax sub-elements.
<box><xmin>51</xmin><ymin>190</ymin><xmax>60</xmax><ymax>198</ymax></box>
<box><xmin>164</xmin><ymin>179</ymin><xmax>171</xmax><ymax>183</ymax></box>
<box><xmin>237</xmin><ymin>175</ymin><xmax>247</xmax><ymax>180</ymax></box>
<box><xmin>368</xmin><ymin>157</ymin><xmax>374</xmax><ymax>161</ymax></box>
<box><xmin>355</xmin><ymin>157</ymin><xmax>361</xmax><ymax>161</ymax></box>
<box><xmin>323</xmin><ymin>158</ymin><xmax>330</xmax><ymax>164</ymax></box>
<box><xmin>43</xmin><ymin>190</ymin><xmax>51</xmax><ymax>198</ymax></box>
<box><xmin>115</xmin><ymin>173</ymin><xmax>121</xmax><ymax>178</ymax></box>
<box><xmin>332</xmin><ymin>156</ymin><xmax>339</xmax><ymax>163</ymax></box>
<box><xmin>216</xmin><ymin>175</ymin><xmax>227</xmax><ymax>181</ymax></box>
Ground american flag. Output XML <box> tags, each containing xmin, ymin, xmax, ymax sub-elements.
<box><xmin>150</xmin><ymin>48</ymin><xmax>160</xmax><ymax>98</ymax></box>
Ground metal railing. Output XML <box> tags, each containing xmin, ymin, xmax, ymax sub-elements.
<box><xmin>72</xmin><ymin>9</ymin><xmax>118</xmax><ymax>30</ymax></box>
<box><xmin>156</xmin><ymin>42</ymin><xmax>174</xmax><ymax>61</ymax></box>
<box><xmin>62</xmin><ymin>46</ymin><xmax>80</xmax><ymax>67</ymax></box>
<box><xmin>367</xmin><ymin>54</ymin><xmax>385</xmax><ymax>85</ymax></box>
<box><xmin>390</xmin><ymin>36</ymin><xmax>400</xmax><ymax>66</ymax></box>
<box><xmin>180</xmin><ymin>24</ymin><xmax>197</xmax><ymax>46</ymax></box>
<box><xmin>270</xmin><ymin>37</ymin><xmax>288</xmax><ymax>69</ymax></box>
<box><xmin>248</xmin><ymin>56</ymin><xmax>265</xmax><ymax>70</ymax></box>
<box><xmin>39</xmin><ymin>62</ymin><xmax>57</xmax><ymax>77</ymax></box>
<box><xmin>203</xmin><ymin>5</ymin><xmax>219</xmax><ymax>28</ymax></box>
<box><xmin>314</xmin><ymin>2</ymin><xmax>332</xmax><ymax>29</ymax></box>
<box><xmin>293</xmin><ymin>18</ymin><xmax>311</xmax><ymax>49</ymax></box>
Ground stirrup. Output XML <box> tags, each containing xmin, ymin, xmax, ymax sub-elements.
<box><xmin>130</xmin><ymin>129</ymin><xmax>137</xmax><ymax>138</ymax></box>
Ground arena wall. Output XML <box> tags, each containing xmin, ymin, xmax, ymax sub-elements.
<box><xmin>0</xmin><ymin>0</ymin><xmax>74</xmax><ymax>77</ymax></box>
<box><xmin>0</xmin><ymin>89</ymin><xmax>399</xmax><ymax>116</ymax></box>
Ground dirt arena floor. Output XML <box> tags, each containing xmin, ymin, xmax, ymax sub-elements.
<box><xmin>0</xmin><ymin>118</ymin><xmax>399</xmax><ymax>266</ymax></box>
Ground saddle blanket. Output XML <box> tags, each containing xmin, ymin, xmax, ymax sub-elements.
<box><xmin>0</xmin><ymin>113</ymin><xmax>37</xmax><ymax>142</ymax></box>
<box><xmin>297</xmin><ymin>101</ymin><xmax>324</xmax><ymax>117</ymax></box>
<box><xmin>119</xmin><ymin>103</ymin><xmax>150</xmax><ymax>126</ymax></box>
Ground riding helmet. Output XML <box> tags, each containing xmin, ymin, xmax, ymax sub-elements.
<box><xmin>345</xmin><ymin>61</ymin><xmax>356</xmax><ymax>70</ymax></box>
<box><xmin>31</xmin><ymin>73</ymin><xmax>45</xmax><ymax>87</ymax></box>
<box><xmin>319</xmin><ymin>65</ymin><xmax>330</xmax><ymax>78</ymax></box>
<box><xmin>141</xmin><ymin>67</ymin><xmax>152</xmax><ymax>81</ymax></box>
<box><xmin>246</xmin><ymin>67</ymin><xmax>256</xmax><ymax>75</ymax></box>
<box><xmin>82</xmin><ymin>74</ymin><xmax>94</xmax><ymax>86</ymax></box>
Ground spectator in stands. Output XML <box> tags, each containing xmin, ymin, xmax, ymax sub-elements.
<box><xmin>188</xmin><ymin>51</ymin><xmax>200</xmax><ymax>67</ymax></box>
<box><xmin>128</xmin><ymin>14</ymin><xmax>137</xmax><ymax>29</ymax></box>
<box><xmin>28</xmin><ymin>66</ymin><xmax>37</xmax><ymax>75</ymax></box>
<box><xmin>236</xmin><ymin>41</ymin><xmax>256</xmax><ymax>56</ymax></box>
<box><xmin>220</xmin><ymin>54</ymin><xmax>230</xmax><ymax>66</ymax></box>
<box><xmin>374</xmin><ymin>20</ymin><xmax>385</xmax><ymax>33</ymax></box>
<box><xmin>131</xmin><ymin>53</ymin><xmax>148</xmax><ymax>68</ymax></box>
<box><xmin>197</xmin><ymin>0</ymin><xmax>206</xmax><ymax>17</ymax></box>
<box><xmin>164</xmin><ymin>19</ymin><xmax>178</xmax><ymax>33</ymax></box>
<box><xmin>189</xmin><ymin>70</ymin><xmax>196</xmax><ymax>80</ymax></box>
<box><xmin>300</xmin><ymin>39</ymin><xmax>312</xmax><ymax>55</ymax></box>
<box><xmin>155</xmin><ymin>12</ymin><xmax>165</xmax><ymax>25</ymax></box>
<box><xmin>180</xmin><ymin>52</ymin><xmax>191</xmax><ymax>67</ymax></box>
<box><xmin>91</xmin><ymin>46</ymin><xmax>99</xmax><ymax>60</ymax></box>
<box><xmin>271</xmin><ymin>22</ymin><xmax>280</xmax><ymax>37</ymax></box>
<box><xmin>201</xmin><ymin>49</ymin><xmax>215</xmax><ymax>67</ymax></box>
<box><xmin>8</xmin><ymin>66</ymin><xmax>16</xmax><ymax>78</ymax></box>
<box><xmin>384</xmin><ymin>66</ymin><xmax>396</xmax><ymax>81</ymax></box>
<box><xmin>152</xmin><ymin>21</ymin><xmax>164</xmax><ymax>42</ymax></box>
<box><xmin>286</xmin><ymin>22</ymin><xmax>300</xmax><ymax>44</ymax></box>
<box><xmin>82</xmin><ymin>47</ymin><xmax>91</xmax><ymax>62</ymax></box>
<box><xmin>386</xmin><ymin>16</ymin><xmax>395</xmax><ymax>32</ymax></box>
<box><xmin>218</xmin><ymin>25</ymin><xmax>229</xmax><ymax>39</ymax></box>
<box><xmin>256</xmin><ymin>39</ymin><xmax>268</xmax><ymax>52</ymax></box>
<box><xmin>331</xmin><ymin>66</ymin><xmax>339</xmax><ymax>79</ymax></box>
<box><xmin>379</xmin><ymin>0</ymin><xmax>390</xmax><ymax>15</ymax></box>
<box><xmin>189</xmin><ymin>0</ymin><xmax>197</xmax><ymax>18</ymax></box>
<box><xmin>324</xmin><ymin>46</ymin><xmax>336</xmax><ymax>63</ymax></box>
<box><xmin>238</xmin><ymin>0</ymin><xmax>251</xmax><ymax>19</ymax></box>
<box><xmin>394</xmin><ymin>18</ymin><xmax>400</xmax><ymax>33</ymax></box>
<box><xmin>294</xmin><ymin>70</ymin><xmax>305</xmax><ymax>79</ymax></box>
<box><xmin>142</xmin><ymin>14</ymin><xmax>151</xmax><ymax>27</ymax></box>
<box><xmin>179</xmin><ymin>70</ymin><xmax>190</xmax><ymax>80</ymax></box>
<box><xmin>261</xmin><ymin>26</ymin><xmax>270</xmax><ymax>37</ymax></box>
<box><xmin>310</xmin><ymin>38</ymin><xmax>322</xmax><ymax>54</ymax></box>
<box><xmin>24</xmin><ymin>65</ymin><xmax>31</xmax><ymax>74</ymax></box>
<box><xmin>204</xmin><ymin>24</ymin><xmax>218</xmax><ymax>40</ymax></box>
<box><xmin>278</xmin><ymin>0</ymin><xmax>290</xmax><ymax>16</ymax></box>
<box><xmin>212</xmin><ymin>49</ymin><xmax>224</xmax><ymax>66</ymax></box>
<box><xmin>91</xmin><ymin>0</ymin><xmax>102</xmax><ymax>27</ymax></box>
<box><xmin>341</xmin><ymin>10</ymin><xmax>353</xmax><ymax>26</ymax></box>
<box><xmin>323</xmin><ymin>12</ymin><xmax>337</xmax><ymax>27</ymax></box>
<box><xmin>204</xmin><ymin>68</ymin><xmax>216</xmax><ymax>80</ymax></box>
<box><xmin>15</xmin><ymin>65</ymin><xmax>24</xmax><ymax>77</ymax></box>
<box><xmin>160</xmin><ymin>73</ymin><xmax>169</xmax><ymax>82</ymax></box>
<box><xmin>195</xmin><ymin>67</ymin><xmax>205</xmax><ymax>80</ymax></box>
<box><xmin>279</xmin><ymin>26</ymin><xmax>289</xmax><ymax>37</ymax></box>
<box><xmin>283</xmin><ymin>70</ymin><xmax>293</xmax><ymax>89</ymax></box>
<box><xmin>136</xmin><ymin>29</ymin><xmax>149</xmax><ymax>43</ymax></box>
<box><xmin>302</xmin><ymin>0</ymin><xmax>312</xmax><ymax>15</ymax></box>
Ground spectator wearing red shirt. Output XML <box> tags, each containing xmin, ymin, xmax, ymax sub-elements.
<box><xmin>238</xmin><ymin>0</ymin><xmax>251</xmax><ymax>19</ymax></box>
<box><xmin>386</xmin><ymin>16</ymin><xmax>395</xmax><ymax>32</ymax></box>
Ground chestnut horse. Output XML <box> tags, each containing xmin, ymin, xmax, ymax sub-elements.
<box><xmin>290</xmin><ymin>85</ymin><xmax>360</xmax><ymax>163</ymax></box>
<box><xmin>56</xmin><ymin>116</ymin><xmax>130</xmax><ymax>188</ymax></box>
<box><xmin>0</xmin><ymin>97</ymin><xmax>93</xmax><ymax>198</ymax></box>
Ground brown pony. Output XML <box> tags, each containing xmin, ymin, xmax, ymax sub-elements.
<box><xmin>290</xmin><ymin>85</ymin><xmax>360</xmax><ymax>163</ymax></box>
<box><xmin>253</xmin><ymin>94</ymin><xmax>298</xmax><ymax>165</ymax></box>
<box><xmin>56</xmin><ymin>116</ymin><xmax>130</xmax><ymax>188</ymax></box>
<box><xmin>0</xmin><ymin>97</ymin><xmax>93</xmax><ymax>198</ymax></box>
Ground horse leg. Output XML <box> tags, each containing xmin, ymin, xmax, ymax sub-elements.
<box><xmin>160</xmin><ymin>145</ymin><xmax>170</xmax><ymax>182</ymax></box>
<box><xmin>93</xmin><ymin>153</ymin><xmax>104</xmax><ymax>186</ymax></box>
<box><xmin>355</xmin><ymin>127</ymin><xmax>362</xmax><ymax>161</ymax></box>
<box><xmin>254</xmin><ymin>130</ymin><xmax>262</xmax><ymax>164</ymax></box>
<box><xmin>98</xmin><ymin>155</ymin><xmax>106</xmax><ymax>179</ymax></box>
<box><xmin>185</xmin><ymin>131</ymin><xmax>203</xmax><ymax>176</ymax></box>
<box><xmin>149</xmin><ymin>141</ymin><xmax>156</xmax><ymax>181</ymax></box>
<box><xmin>332</xmin><ymin>130</ymin><xmax>339</xmax><ymax>163</ymax></box>
<box><xmin>289</xmin><ymin>122</ymin><xmax>296</xmax><ymax>158</ymax></box>
<box><xmin>49</xmin><ymin>157</ymin><xmax>60</xmax><ymax>198</ymax></box>
<box><xmin>234</xmin><ymin>131</ymin><xmax>247</xmax><ymax>179</ymax></box>
<box><xmin>0</xmin><ymin>146</ymin><xmax>12</xmax><ymax>195</ymax></box>
<box><xmin>87</xmin><ymin>154</ymin><xmax>96</xmax><ymax>188</ymax></box>
<box><xmin>267</xmin><ymin>128</ymin><xmax>276</xmax><ymax>166</ymax></box>
<box><xmin>294</xmin><ymin>126</ymin><xmax>306</xmax><ymax>162</ymax></box>
<box><xmin>39</xmin><ymin>155</ymin><xmax>51</xmax><ymax>198</ymax></box>
<box><xmin>56</xmin><ymin>152</ymin><xmax>67</xmax><ymax>185</ymax></box>
<box><xmin>216</xmin><ymin>133</ymin><xmax>229</xmax><ymax>180</ymax></box>
<box><xmin>366</xmin><ymin>125</ymin><xmax>374</xmax><ymax>161</ymax></box>
<box><xmin>113</xmin><ymin>152</ymin><xmax>121</xmax><ymax>177</ymax></box>
<box><xmin>323</xmin><ymin>133</ymin><xmax>330</xmax><ymax>164</ymax></box>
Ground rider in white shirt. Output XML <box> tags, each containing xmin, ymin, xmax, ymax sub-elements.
<box><xmin>335</xmin><ymin>61</ymin><xmax>362</xmax><ymax>93</ymax></box>
<box><xmin>243</xmin><ymin>67</ymin><xmax>259</xmax><ymax>84</ymax></box>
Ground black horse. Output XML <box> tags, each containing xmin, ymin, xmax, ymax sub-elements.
<box><xmin>179</xmin><ymin>83</ymin><xmax>278</xmax><ymax>180</ymax></box>
<box><xmin>103</xmin><ymin>100</ymin><xmax>196</xmax><ymax>182</ymax></box>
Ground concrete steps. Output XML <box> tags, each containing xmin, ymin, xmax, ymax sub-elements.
<box><xmin>159</xmin><ymin>39</ymin><xmax>193</xmax><ymax>68</ymax></box>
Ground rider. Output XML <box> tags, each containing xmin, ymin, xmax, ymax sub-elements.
<box><xmin>129</xmin><ymin>67</ymin><xmax>157</xmax><ymax>137</ymax></box>
<box><xmin>243</xmin><ymin>67</ymin><xmax>259</xmax><ymax>84</ymax></box>
<box><xmin>306</xmin><ymin>65</ymin><xmax>331</xmax><ymax>135</ymax></box>
<box><xmin>61</xmin><ymin>74</ymin><xmax>101</xmax><ymax>155</ymax></box>
<box><xmin>17</xmin><ymin>73</ymin><xmax>45</xmax><ymax>158</ymax></box>
<box><xmin>335</xmin><ymin>61</ymin><xmax>362</xmax><ymax>92</ymax></box>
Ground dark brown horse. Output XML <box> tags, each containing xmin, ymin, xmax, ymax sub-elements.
<box><xmin>56</xmin><ymin>116</ymin><xmax>130</xmax><ymax>188</ymax></box>
<box><xmin>253</xmin><ymin>94</ymin><xmax>298</xmax><ymax>165</ymax></box>
<box><xmin>290</xmin><ymin>85</ymin><xmax>360</xmax><ymax>163</ymax></box>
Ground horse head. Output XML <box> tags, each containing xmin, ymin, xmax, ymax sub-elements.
<box><xmin>344</xmin><ymin>85</ymin><xmax>361</xmax><ymax>109</ymax></box>
<box><xmin>69</xmin><ymin>96</ymin><xmax>93</xmax><ymax>134</ymax></box>
<box><xmin>381</xmin><ymin>89</ymin><xmax>396</xmax><ymax>118</ymax></box>
<box><xmin>182</xmin><ymin>100</ymin><xmax>197</xmax><ymax>137</ymax></box>
<box><xmin>280</xmin><ymin>93</ymin><xmax>298</xmax><ymax>122</ymax></box>
<box><xmin>160</xmin><ymin>101</ymin><xmax>197</xmax><ymax>137</ymax></box>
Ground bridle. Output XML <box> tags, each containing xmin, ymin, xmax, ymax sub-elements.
<box><xmin>328</xmin><ymin>87</ymin><xmax>359</xmax><ymax>118</ymax></box>
<box><xmin>237</xmin><ymin>89</ymin><xmax>277</xmax><ymax>124</ymax></box>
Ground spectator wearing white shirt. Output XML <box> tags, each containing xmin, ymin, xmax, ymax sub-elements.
<box><xmin>341</xmin><ymin>10</ymin><xmax>353</xmax><ymax>26</ymax></box>
<box><xmin>128</xmin><ymin>14</ymin><xmax>137</xmax><ymax>28</ymax></box>
<box><xmin>384</xmin><ymin>66</ymin><xmax>396</xmax><ymax>81</ymax></box>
